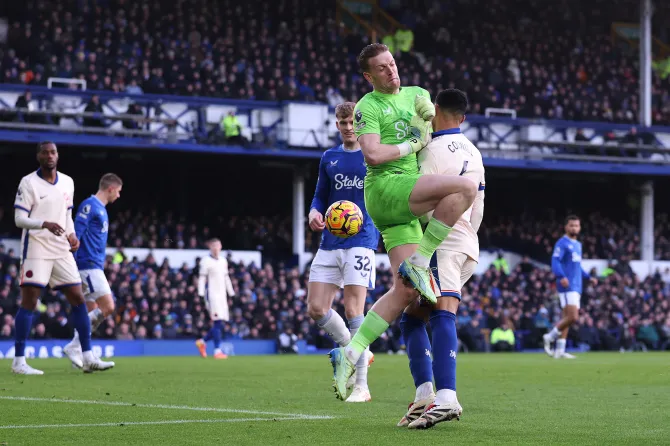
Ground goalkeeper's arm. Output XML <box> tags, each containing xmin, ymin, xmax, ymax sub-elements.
<box><xmin>361</xmin><ymin>116</ymin><xmax>431</xmax><ymax>166</ymax></box>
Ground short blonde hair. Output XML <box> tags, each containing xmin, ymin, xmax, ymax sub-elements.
<box><xmin>99</xmin><ymin>173</ymin><xmax>123</xmax><ymax>190</ymax></box>
<box><xmin>335</xmin><ymin>102</ymin><xmax>356</xmax><ymax>119</ymax></box>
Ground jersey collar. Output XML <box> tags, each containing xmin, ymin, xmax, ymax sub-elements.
<box><xmin>36</xmin><ymin>168</ymin><xmax>59</xmax><ymax>185</ymax></box>
<box><xmin>91</xmin><ymin>194</ymin><xmax>106</xmax><ymax>207</ymax></box>
<box><xmin>431</xmin><ymin>128</ymin><xmax>461</xmax><ymax>138</ymax></box>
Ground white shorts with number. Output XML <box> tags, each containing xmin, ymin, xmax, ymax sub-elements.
<box><xmin>20</xmin><ymin>256</ymin><xmax>81</xmax><ymax>290</ymax></box>
<box><xmin>431</xmin><ymin>250</ymin><xmax>477</xmax><ymax>300</ymax></box>
<box><xmin>309</xmin><ymin>247</ymin><xmax>376</xmax><ymax>289</ymax></box>
<box><xmin>559</xmin><ymin>291</ymin><xmax>581</xmax><ymax>309</ymax></box>
<box><xmin>80</xmin><ymin>269</ymin><xmax>112</xmax><ymax>302</ymax></box>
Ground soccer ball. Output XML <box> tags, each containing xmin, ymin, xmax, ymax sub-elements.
<box><xmin>325</xmin><ymin>200</ymin><xmax>364</xmax><ymax>238</ymax></box>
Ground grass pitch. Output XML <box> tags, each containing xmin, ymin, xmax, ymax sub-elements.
<box><xmin>1</xmin><ymin>353</ymin><xmax>669</xmax><ymax>445</ymax></box>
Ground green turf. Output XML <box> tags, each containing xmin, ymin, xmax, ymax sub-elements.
<box><xmin>1</xmin><ymin>353</ymin><xmax>669</xmax><ymax>445</ymax></box>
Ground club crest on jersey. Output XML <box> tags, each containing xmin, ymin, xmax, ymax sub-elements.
<box><xmin>82</xmin><ymin>204</ymin><xmax>91</xmax><ymax>214</ymax></box>
<box><xmin>355</xmin><ymin>110</ymin><xmax>362</xmax><ymax>122</ymax></box>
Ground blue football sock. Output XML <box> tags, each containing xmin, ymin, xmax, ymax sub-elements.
<box><xmin>430</xmin><ymin>310</ymin><xmax>457</xmax><ymax>392</ymax></box>
<box><xmin>14</xmin><ymin>307</ymin><xmax>33</xmax><ymax>357</ymax></box>
<box><xmin>399</xmin><ymin>312</ymin><xmax>433</xmax><ymax>388</ymax></box>
<box><xmin>213</xmin><ymin>320</ymin><xmax>223</xmax><ymax>349</ymax></box>
<box><xmin>204</xmin><ymin>328</ymin><xmax>213</xmax><ymax>342</ymax></box>
<box><xmin>72</xmin><ymin>303</ymin><xmax>92</xmax><ymax>352</ymax></box>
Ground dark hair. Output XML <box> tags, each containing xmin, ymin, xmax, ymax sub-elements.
<box><xmin>565</xmin><ymin>215</ymin><xmax>580</xmax><ymax>225</ymax></box>
<box><xmin>37</xmin><ymin>141</ymin><xmax>56</xmax><ymax>153</ymax></box>
<box><xmin>435</xmin><ymin>89</ymin><xmax>468</xmax><ymax>116</ymax></box>
<box><xmin>357</xmin><ymin>43</ymin><xmax>389</xmax><ymax>72</ymax></box>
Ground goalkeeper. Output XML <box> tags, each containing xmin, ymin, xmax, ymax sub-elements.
<box><xmin>329</xmin><ymin>43</ymin><xmax>477</xmax><ymax>400</ymax></box>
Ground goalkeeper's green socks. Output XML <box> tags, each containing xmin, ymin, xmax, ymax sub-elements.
<box><xmin>409</xmin><ymin>218</ymin><xmax>453</xmax><ymax>268</ymax></box>
<box><xmin>345</xmin><ymin>311</ymin><xmax>389</xmax><ymax>363</ymax></box>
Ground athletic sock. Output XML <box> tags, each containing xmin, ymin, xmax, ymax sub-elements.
<box><xmin>415</xmin><ymin>381</ymin><xmax>434</xmax><ymax>402</ymax></box>
<box><xmin>345</xmin><ymin>311</ymin><xmax>389</xmax><ymax>364</ymax></box>
<box><xmin>317</xmin><ymin>309</ymin><xmax>351</xmax><ymax>347</ymax></box>
<box><xmin>89</xmin><ymin>308</ymin><xmax>105</xmax><ymax>332</ymax></box>
<box><xmin>548</xmin><ymin>326</ymin><xmax>561</xmax><ymax>341</ymax></box>
<box><xmin>409</xmin><ymin>218</ymin><xmax>452</xmax><ymax>268</ymax></box>
<box><xmin>430</xmin><ymin>310</ymin><xmax>458</xmax><ymax>405</ymax></box>
<box><xmin>213</xmin><ymin>320</ymin><xmax>223</xmax><ymax>349</ymax></box>
<box><xmin>14</xmin><ymin>307</ymin><xmax>33</xmax><ymax>358</ymax></box>
<box><xmin>555</xmin><ymin>338</ymin><xmax>566</xmax><ymax>356</ymax></box>
<box><xmin>399</xmin><ymin>313</ymin><xmax>433</xmax><ymax>392</ymax></box>
<box><xmin>348</xmin><ymin>315</ymin><xmax>369</xmax><ymax>387</ymax></box>
<box><xmin>71</xmin><ymin>303</ymin><xmax>92</xmax><ymax>352</ymax></box>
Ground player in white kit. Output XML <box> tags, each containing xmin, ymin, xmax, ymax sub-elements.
<box><xmin>195</xmin><ymin>238</ymin><xmax>235</xmax><ymax>359</ymax></box>
<box><xmin>397</xmin><ymin>90</ymin><xmax>486</xmax><ymax>429</ymax></box>
<box><xmin>12</xmin><ymin>142</ymin><xmax>115</xmax><ymax>374</ymax></box>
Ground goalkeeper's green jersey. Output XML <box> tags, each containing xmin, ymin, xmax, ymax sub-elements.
<box><xmin>353</xmin><ymin>86</ymin><xmax>431</xmax><ymax>177</ymax></box>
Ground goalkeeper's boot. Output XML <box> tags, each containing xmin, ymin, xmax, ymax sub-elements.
<box><xmin>399</xmin><ymin>259</ymin><xmax>437</xmax><ymax>304</ymax></box>
<box><xmin>329</xmin><ymin>347</ymin><xmax>355</xmax><ymax>401</ymax></box>
<box><xmin>408</xmin><ymin>401</ymin><xmax>463</xmax><ymax>429</ymax></box>
<box><xmin>397</xmin><ymin>393</ymin><xmax>435</xmax><ymax>427</ymax></box>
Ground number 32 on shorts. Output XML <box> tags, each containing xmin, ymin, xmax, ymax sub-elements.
<box><xmin>354</xmin><ymin>255</ymin><xmax>371</xmax><ymax>276</ymax></box>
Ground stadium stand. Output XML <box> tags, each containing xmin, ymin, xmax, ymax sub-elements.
<box><xmin>1</xmin><ymin>0</ymin><xmax>670</xmax><ymax>123</ymax></box>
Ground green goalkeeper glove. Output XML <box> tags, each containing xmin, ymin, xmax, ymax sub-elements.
<box><xmin>415</xmin><ymin>94</ymin><xmax>436</xmax><ymax>121</ymax></box>
<box><xmin>398</xmin><ymin>115</ymin><xmax>432</xmax><ymax>155</ymax></box>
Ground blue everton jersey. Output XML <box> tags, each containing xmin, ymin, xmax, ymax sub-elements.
<box><xmin>74</xmin><ymin>195</ymin><xmax>109</xmax><ymax>270</ymax></box>
<box><xmin>552</xmin><ymin>235</ymin><xmax>589</xmax><ymax>293</ymax></box>
<box><xmin>310</xmin><ymin>145</ymin><xmax>379</xmax><ymax>250</ymax></box>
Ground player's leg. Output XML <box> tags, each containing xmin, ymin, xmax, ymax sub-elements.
<box><xmin>342</xmin><ymin>247</ymin><xmax>376</xmax><ymax>403</ymax></box>
<box><xmin>409</xmin><ymin>252</ymin><xmax>473</xmax><ymax>429</ymax></box>
<box><xmin>12</xmin><ymin>262</ymin><xmax>45</xmax><ymax>375</ymax></box>
<box><xmin>307</xmin><ymin>249</ymin><xmax>351</xmax><ymax>346</ymax></box>
<box><xmin>53</xmin><ymin>257</ymin><xmax>114</xmax><ymax>372</ymax></box>
<box><xmin>396</xmin><ymin>302</ymin><xmax>434</xmax><ymax>426</ymax></box>
<box><xmin>65</xmin><ymin>270</ymin><xmax>113</xmax><ymax>368</ymax></box>
<box><xmin>330</xmin><ymin>233</ymin><xmax>420</xmax><ymax>400</ymax></box>
<box><xmin>400</xmin><ymin>175</ymin><xmax>477</xmax><ymax>300</ymax></box>
<box><xmin>212</xmin><ymin>303</ymin><xmax>229</xmax><ymax>359</ymax></box>
<box><xmin>544</xmin><ymin>293</ymin><xmax>579</xmax><ymax>359</ymax></box>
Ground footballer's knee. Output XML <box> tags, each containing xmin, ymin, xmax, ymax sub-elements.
<box><xmin>307</xmin><ymin>300</ymin><xmax>329</xmax><ymax>321</ymax></box>
<box><xmin>19</xmin><ymin>288</ymin><xmax>41</xmax><ymax>310</ymax></box>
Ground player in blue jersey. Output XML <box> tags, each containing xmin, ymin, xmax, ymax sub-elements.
<box><xmin>63</xmin><ymin>173</ymin><xmax>123</xmax><ymax>369</ymax></box>
<box><xmin>307</xmin><ymin>102</ymin><xmax>380</xmax><ymax>403</ymax></box>
<box><xmin>543</xmin><ymin>215</ymin><xmax>597</xmax><ymax>359</ymax></box>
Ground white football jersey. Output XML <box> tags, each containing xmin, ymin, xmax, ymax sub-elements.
<box><xmin>14</xmin><ymin>170</ymin><xmax>75</xmax><ymax>259</ymax></box>
<box><xmin>198</xmin><ymin>255</ymin><xmax>235</xmax><ymax>299</ymax></box>
<box><xmin>417</xmin><ymin>129</ymin><xmax>485</xmax><ymax>261</ymax></box>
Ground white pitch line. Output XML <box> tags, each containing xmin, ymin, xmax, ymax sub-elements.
<box><xmin>0</xmin><ymin>396</ymin><xmax>333</xmax><ymax>420</ymax></box>
<box><xmin>0</xmin><ymin>418</ymin><xmax>307</xmax><ymax>430</ymax></box>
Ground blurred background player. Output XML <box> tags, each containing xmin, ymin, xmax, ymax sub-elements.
<box><xmin>12</xmin><ymin>141</ymin><xmax>114</xmax><ymax>374</ymax></box>
<box><xmin>399</xmin><ymin>89</ymin><xmax>485</xmax><ymax>429</ymax></box>
<box><xmin>543</xmin><ymin>216</ymin><xmax>597</xmax><ymax>359</ymax></box>
<box><xmin>63</xmin><ymin>173</ymin><xmax>123</xmax><ymax>369</ymax></box>
<box><xmin>329</xmin><ymin>44</ymin><xmax>477</xmax><ymax>400</ymax></box>
<box><xmin>307</xmin><ymin>102</ymin><xmax>380</xmax><ymax>403</ymax></box>
<box><xmin>195</xmin><ymin>238</ymin><xmax>235</xmax><ymax>359</ymax></box>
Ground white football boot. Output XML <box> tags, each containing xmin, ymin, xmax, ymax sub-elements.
<box><xmin>397</xmin><ymin>393</ymin><xmax>435</xmax><ymax>427</ymax></box>
<box><xmin>82</xmin><ymin>352</ymin><xmax>115</xmax><ymax>373</ymax></box>
<box><xmin>542</xmin><ymin>333</ymin><xmax>554</xmax><ymax>357</ymax></box>
<box><xmin>11</xmin><ymin>358</ymin><xmax>44</xmax><ymax>375</ymax></box>
<box><xmin>63</xmin><ymin>339</ymin><xmax>84</xmax><ymax>369</ymax></box>
<box><xmin>408</xmin><ymin>401</ymin><xmax>463</xmax><ymax>429</ymax></box>
<box><xmin>345</xmin><ymin>385</ymin><xmax>372</xmax><ymax>403</ymax></box>
<box><xmin>554</xmin><ymin>351</ymin><xmax>576</xmax><ymax>359</ymax></box>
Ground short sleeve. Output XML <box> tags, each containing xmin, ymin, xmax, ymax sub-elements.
<box><xmin>353</xmin><ymin>98</ymin><xmax>380</xmax><ymax>139</ymax></box>
<box><xmin>14</xmin><ymin>177</ymin><xmax>35</xmax><ymax>213</ymax></box>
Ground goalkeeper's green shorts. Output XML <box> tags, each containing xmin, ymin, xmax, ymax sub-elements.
<box><xmin>364</xmin><ymin>172</ymin><xmax>423</xmax><ymax>251</ymax></box>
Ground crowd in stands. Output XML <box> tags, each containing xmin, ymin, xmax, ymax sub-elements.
<box><xmin>1</xmin><ymin>243</ymin><xmax>669</xmax><ymax>353</ymax></box>
<box><xmin>2</xmin><ymin>0</ymin><xmax>670</xmax><ymax>124</ymax></box>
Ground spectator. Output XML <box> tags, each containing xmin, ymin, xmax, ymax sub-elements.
<box><xmin>490</xmin><ymin>320</ymin><xmax>515</xmax><ymax>352</ymax></box>
<box><xmin>278</xmin><ymin>327</ymin><xmax>298</xmax><ymax>354</ymax></box>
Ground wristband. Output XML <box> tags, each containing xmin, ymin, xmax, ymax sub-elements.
<box><xmin>397</xmin><ymin>141</ymin><xmax>413</xmax><ymax>157</ymax></box>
